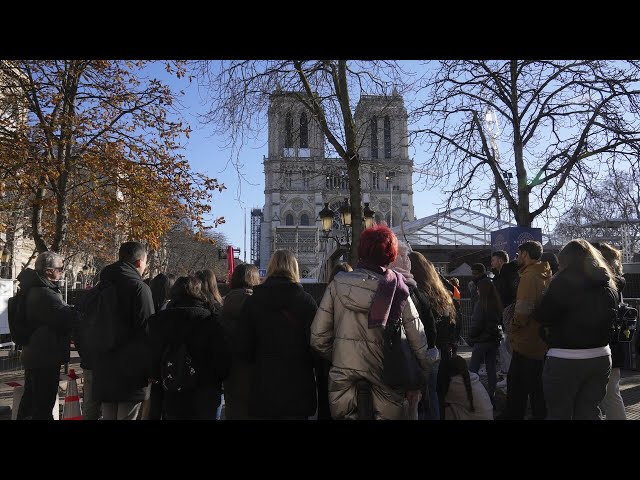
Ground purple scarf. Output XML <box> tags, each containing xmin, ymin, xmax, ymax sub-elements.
<box><xmin>357</xmin><ymin>260</ymin><xmax>410</xmax><ymax>329</ymax></box>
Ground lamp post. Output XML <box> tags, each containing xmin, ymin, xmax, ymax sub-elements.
<box><xmin>363</xmin><ymin>203</ymin><xmax>375</xmax><ymax>229</ymax></box>
<box><xmin>319</xmin><ymin>198</ymin><xmax>376</xmax><ymax>251</ymax></box>
<box><xmin>385</xmin><ymin>171</ymin><xmax>395</xmax><ymax>227</ymax></box>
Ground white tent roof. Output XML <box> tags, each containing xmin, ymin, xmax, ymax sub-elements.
<box><xmin>393</xmin><ymin>207</ymin><xmax>516</xmax><ymax>247</ymax></box>
<box><xmin>448</xmin><ymin>262</ymin><xmax>472</xmax><ymax>276</ymax></box>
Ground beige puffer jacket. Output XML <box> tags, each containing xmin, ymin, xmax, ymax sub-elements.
<box><xmin>310</xmin><ymin>268</ymin><xmax>430</xmax><ymax>420</ymax></box>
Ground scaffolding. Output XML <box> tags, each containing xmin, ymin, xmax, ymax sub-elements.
<box><xmin>581</xmin><ymin>218</ymin><xmax>640</xmax><ymax>263</ymax></box>
<box><xmin>250</xmin><ymin>208</ymin><xmax>263</xmax><ymax>266</ymax></box>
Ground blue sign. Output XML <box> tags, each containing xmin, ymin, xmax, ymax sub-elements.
<box><xmin>258</xmin><ymin>269</ymin><xmax>267</xmax><ymax>278</ymax></box>
<box><xmin>491</xmin><ymin>227</ymin><xmax>543</xmax><ymax>261</ymax></box>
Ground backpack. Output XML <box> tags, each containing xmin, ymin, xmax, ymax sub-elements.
<box><xmin>611</xmin><ymin>291</ymin><xmax>637</xmax><ymax>343</ymax></box>
<box><xmin>7</xmin><ymin>288</ymin><xmax>31</xmax><ymax>347</ymax></box>
<box><xmin>78</xmin><ymin>281</ymin><xmax>120</xmax><ymax>360</ymax></box>
<box><xmin>161</xmin><ymin>341</ymin><xmax>199</xmax><ymax>393</ymax></box>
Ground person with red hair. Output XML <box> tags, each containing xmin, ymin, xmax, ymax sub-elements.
<box><xmin>311</xmin><ymin>225</ymin><xmax>431</xmax><ymax>420</ymax></box>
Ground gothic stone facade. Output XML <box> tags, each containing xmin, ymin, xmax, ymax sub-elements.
<box><xmin>259</xmin><ymin>92</ymin><xmax>415</xmax><ymax>278</ymax></box>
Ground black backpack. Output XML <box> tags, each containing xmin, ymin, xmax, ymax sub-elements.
<box><xmin>7</xmin><ymin>288</ymin><xmax>31</xmax><ymax>347</ymax></box>
<box><xmin>611</xmin><ymin>291</ymin><xmax>638</xmax><ymax>343</ymax></box>
<box><xmin>161</xmin><ymin>341</ymin><xmax>199</xmax><ymax>393</ymax></box>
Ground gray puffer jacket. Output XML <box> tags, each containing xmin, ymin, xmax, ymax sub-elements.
<box><xmin>310</xmin><ymin>268</ymin><xmax>430</xmax><ymax>420</ymax></box>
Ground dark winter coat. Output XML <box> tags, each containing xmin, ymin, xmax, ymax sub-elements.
<box><xmin>235</xmin><ymin>276</ymin><xmax>318</xmax><ymax>419</ymax></box>
<box><xmin>148</xmin><ymin>296</ymin><xmax>231</xmax><ymax>420</ymax></box>
<box><xmin>219</xmin><ymin>288</ymin><xmax>254</xmax><ymax>419</ymax></box>
<box><xmin>469</xmin><ymin>302</ymin><xmax>503</xmax><ymax>346</ymax></box>
<box><xmin>535</xmin><ymin>266</ymin><xmax>618</xmax><ymax>350</ymax></box>
<box><xmin>410</xmin><ymin>287</ymin><xmax>438</xmax><ymax>349</ymax></box>
<box><xmin>18</xmin><ymin>269</ymin><xmax>78</xmax><ymax>369</ymax></box>
<box><xmin>91</xmin><ymin>261</ymin><xmax>155</xmax><ymax>403</ymax></box>
<box><xmin>493</xmin><ymin>260</ymin><xmax>519</xmax><ymax>309</ymax></box>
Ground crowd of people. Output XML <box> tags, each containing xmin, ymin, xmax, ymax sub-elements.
<box><xmin>11</xmin><ymin>225</ymin><xmax>638</xmax><ymax>420</ymax></box>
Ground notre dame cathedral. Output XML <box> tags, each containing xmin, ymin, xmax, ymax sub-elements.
<box><xmin>252</xmin><ymin>91</ymin><xmax>415</xmax><ymax>280</ymax></box>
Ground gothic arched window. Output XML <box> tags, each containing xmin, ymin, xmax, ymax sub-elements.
<box><xmin>285</xmin><ymin>112</ymin><xmax>293</xmax><ymax>148</ymax></box>
<box><xmin>285</xmin><ymin>213</ymin><xmax>294</xmax><ymax>226</ymax></box>
<box><xmin>384</xmin><ymin>115</ymin><xmax>391</xmax><ymax>159</ymax></box>
<box><xmin>300</xmin><ymin>213</ymin><xmax>310</xmax><ymax>226</ymax></box>
<box><xmin>371</xmin><ymin>117</ymin><xmax>378</xmax><ymax>159</ymax></box>
<box><xmin>300</xmin><ymin>112</ymin><xmax>308</xmax><ymax>149</ymax></box>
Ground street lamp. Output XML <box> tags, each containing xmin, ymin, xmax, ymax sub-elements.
<box><xmin>338</xmin><ymin>197</ymin><xmax>352</xmax><ymax>228</ymax></box>
<box><xmin>319</xmin><ymin>198</ymin><xmax>351</xmax><ymax>248</ymax></box>
<box><xmin>363</xmin><ymin>202</ymin><xmax>375</xmax><ymax>229</ymax></box>
<box><xmin>319</xmin><ymin>202</ymin><xmax>334</xmax><ymax>234</ymax></box>
<box><xmin>319</xmin><ymin>198</ymin><xmax>376</xmax><ymax>247</ymax></box>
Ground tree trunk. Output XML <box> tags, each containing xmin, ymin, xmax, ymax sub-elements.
<box><xmin>510</xmin><ymin>60</ymin><xmax>531</xmax><ymax>228</ymax></box>
<box><xmin>51</xmin><ymin>172</ymin><xmax>69</xmax><ymax>253</ymax></box>
<box><xmin>3</xmin><ymin>212</ymin><xmax>18</xmax><ymax>278</ymax></box>
<box><xmin>346</xmin><ymin>154</ymin><xmax>362</xmax><ymax>265</ymax></box>
<box><xmin>31</xmin><ymin>185</ymin><xmax>48</xmax><ymax>253</ymax></box>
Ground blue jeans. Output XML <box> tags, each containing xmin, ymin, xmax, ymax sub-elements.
<box><xmin>422</xmin><ymin>362</ymin><xmax>440</xmax><ymax>420</ymax></box>
<box><xmin>469</xmin><ymin>342</ymin><xmax>498</xmax><ymax>401</ymax></box>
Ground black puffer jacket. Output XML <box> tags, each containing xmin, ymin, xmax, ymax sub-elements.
<box><xmin>91</xmin><ymin>261</ymin><xmax>155</xmax><ymax>403</ymax></box>
<box><xmin>535</xmin><ymin>266</ymin><xmax>618</xmax><ymax>349</ymax></box>
<box><xmin>469</xmin><ymin>302</ymin><xmax>502</xmax><ymax>346</ymax></box>
<box><xmin>18</xmin><ymin>268</ymin><xmax>78</xmax><ymax>369</ymax></box>
<box><xmin>235</xmin><ymin>276</ymin><xmax>318</xmax><ymax>419</ymax></box>
<box><xmin>148</xmin><ymin>296</ymin><xmax>231</xmax><ymax>419</ymax></box>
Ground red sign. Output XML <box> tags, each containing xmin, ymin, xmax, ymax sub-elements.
<box><xmin>227</xmin><ymin>245</ymin><xmax>235</xmax><ymax>283</ymax></box>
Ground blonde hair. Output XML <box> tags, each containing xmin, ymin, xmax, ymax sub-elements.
<box><xmin>559</xmin><ymin>239</ymin><xmax>617</xmax><ymax>290</ymax></box>
<box><xmin>592</xmin><ymin>242</ymin><xmax>623</xmax><ymax>276</ymax></box>
<box><xmin>266</xmin><ymin>249</ymin><xmax>300</xmax><ymax>283</ymax></box>
<box><xmin>409</xmin><ymin>251</ymin><xmax>456</xmax><ymax>323</ymax></box>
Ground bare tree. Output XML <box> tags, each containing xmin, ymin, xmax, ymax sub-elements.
<box><xmin>413</xmin><ymin>60</ymin><xmax>640</xmax><ymax>227</ymax></box>
<box><xmin>193</xmin><ymin>60</ymin><xmax>415</xmax><ymax>262</ymax></box>
<box><xmin>555</xmin><ymin>169</ymin><xmax>640</xmax><ymax>254</ymax></box>
<box><xmin>162</xmin><ymin>221</ymin><xmax>230</xmax><ymax>279</ymax></box>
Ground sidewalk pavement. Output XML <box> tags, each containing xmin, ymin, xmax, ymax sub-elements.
<box><xmin>0</xmin><ymin>352</ymin><xmax>85</xmax><ymax>420</ymax></box>
<box><xmin>457</xmin><ymin>345</ymin><xmax>640</xmax><ymax>420</ymax></box>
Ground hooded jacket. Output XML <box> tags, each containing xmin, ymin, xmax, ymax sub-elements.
<box><xmin>510</xmin><ymin>261</ymin><xmax>552</xmax><ymax>360</ymax></box>
<box><xmin>91</xmin><ymin>261</ymin><xmax>155</xmax><ymax>403</ymax></box>
<box><xmin>310</xmin><ymin>268</ymin><xmax>431</xmax><ymax>420</ymax></box>
<box><xmin>535</xmin><ymin>265</ymin><xmax>618</xmax><ymax>350</ymax></box>
<box><xmin>234</xmin><ymin>276</ymin><xmax>318</xmax><ymax>418</ymax></box>
<box><xmin>18</xmin><ymin>268</ymin><xmax>77</xmax><ymax>369</ymax></box>
<box><xmin>444</xmin><ymin>372</ymin><xmax>493</xmax><ymax>420</ymax></box>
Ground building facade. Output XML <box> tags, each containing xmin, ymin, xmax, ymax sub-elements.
<box><xmin>256</xmin><ymin>91</ymin><xmax>414</xmax><ymax>279</ymax></box>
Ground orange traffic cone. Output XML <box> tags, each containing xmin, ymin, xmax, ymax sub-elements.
<box><xmin>62</xmin><ymin>369</ymin><xmax>82</xmax><ymax>420</ymax></box>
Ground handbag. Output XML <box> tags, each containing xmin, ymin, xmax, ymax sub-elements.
<box><xmin>382</xmin><ymin>318</ymin><xmax>425</xmax><ymax>391</ymax></box>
